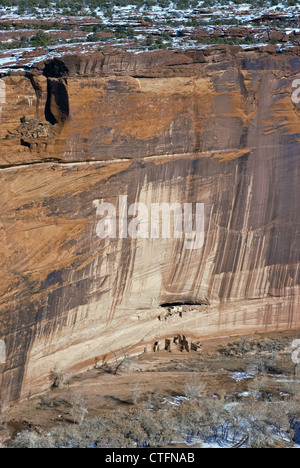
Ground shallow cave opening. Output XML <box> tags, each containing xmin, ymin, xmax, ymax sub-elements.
<box><xmin>43</xmin><ymin>58</ymin><xmax>69</xmax><ymax>79</ymax></box>
<box><xmin>45</xmin><ymin>78</ymin><xmax>69</xmax><ymax>126</ymax></box>
<box><xmin>160</xmin><ymin>301</ymin><xmax>205</xmax><ymax>308</ymax></box>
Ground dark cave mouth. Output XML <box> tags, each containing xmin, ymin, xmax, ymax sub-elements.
<box><xmin>160</xmin><ymin>301</ymin><xmax>207</xmax><ymax>308</ymax></box>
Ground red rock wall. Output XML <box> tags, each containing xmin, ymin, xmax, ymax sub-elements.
<box><xmin>0</xmin><ymin>47</ymin><xmax>299</xmax><ymax>402</ymax></box>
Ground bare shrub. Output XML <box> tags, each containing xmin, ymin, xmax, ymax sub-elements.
<box><xmin>218</xmin><ymin>337</ymin><xmax>286</xmax><ymax>359</ymax></box>
<box><xmin>70</xmin><ymin>391</ymin><xmax>88</xmax><ymax>425</ymax></box>
<box><xmin>38</xmin><ymin>406</ymin><xmax>176</xmax><ymax>448</ymax></box>
<box><xmin>184</xmin><ymin>375</ymin><xmax>206</xmax><ymax>401</ymax></box>
<box><xmin>11</xmin><ymin>431</ymin><xmax>54</xmax><ymax>449</ymax></box>
<box><xmin>111</xmin><ymin>348</ymin><xmax>131</xmax><ymax>375</ymax></box>
<box><xmin>174</xmin><ymin>393</ymin><xmax>297</xmax><ymax>448</ymax></box>
<box><xmin>247</xmin><ymin>376</ymin><xmax>270</xmax><ymax>401</ymax></box>
<box><xmin>100</xmin><ymin>348</ymin><xmax>131</xmax><ymax>375</ymax></box>
<box><xmin>131</xmin><ymin>382</ymin><xmax>142</xmax><ymax>405</ymax></box>
<box><xmin>175</xmin><ymin>397</ymin><xmax>224</xmax><ymax>443</ymax></box>
<box><xmin>283</xmin><ymin>380</ymin><xmax>300</xmax><ymax>401</ymax></box>
<box><xmin>240</xmin><ymin>401</ymin><xmax>292</xmax><ymax>448</ymax></box>
<box><xmin>248</xmin><ymin>353</ymin><xmax>279</xmax><ymax>376</ymax></box>
<box><xmin>135</xmin><ymin>407</ymin><xmax>175</xmax><ymax>447</ymax></box>
<box><xmin>147</xmin><ymin>389</ymin><xmax>164</xmax><ymax>411</ymax></box>
<box><xmin>39</xmin><ymin>395</ymin><xmax>61</xmax><ymax>409</ymax></box>
<box><xmin>50</xmin><ymin>367</ymin><xmax>71</xmax><ymax>390</ymax></box>
<box><xmin>218</xmin><ymin>338</ymin><xmax>251</xmax><ymax>357</ymax></box>
<box><xmin>10</xmin><ymin>396</ymin><xmax>297</xmax><ymax>449</ymax></box>
<box><xmin>0</xmin><ymin>399</ymin><xmax>7</xmax><ymax>415</ymax></box>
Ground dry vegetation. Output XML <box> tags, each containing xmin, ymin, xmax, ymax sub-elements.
<box><xmin>8</xmin><ymin>389</ymin><xmax>300</xmax><ymax>448</ymax></box>
<box><xmin>1</xmin><ymin>331</ymin><xmax>300</xmax><ymax>448</ymax></box>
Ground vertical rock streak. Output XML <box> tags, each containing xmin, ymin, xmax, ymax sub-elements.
<box><xmin>0</xmin><ymin>48</ymin><xmax>299</xmax><ymax>401</ymax></box>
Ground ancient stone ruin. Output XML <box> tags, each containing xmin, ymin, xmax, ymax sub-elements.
<box><xmin>152</xmin><ymin>335</ymin><xmax>202</xmax><ymax>354</ymax></box>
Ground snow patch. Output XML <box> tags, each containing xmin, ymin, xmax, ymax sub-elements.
<box><xmin>231</xmin><ymin>371</ymin><xmax>255</xmax><ymax>382</ymax></box>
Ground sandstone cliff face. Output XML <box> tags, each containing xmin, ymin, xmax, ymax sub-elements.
<box><xmin>0</xmin><ymin>47</ymin><xmax>299</xmax><ymax>403</ymax></box>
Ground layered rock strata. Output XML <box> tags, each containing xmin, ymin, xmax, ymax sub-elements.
<box><xmin>0</xmin><ymin>46</ymin><xmax>299</xmax><ymax>402</ymax></box>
